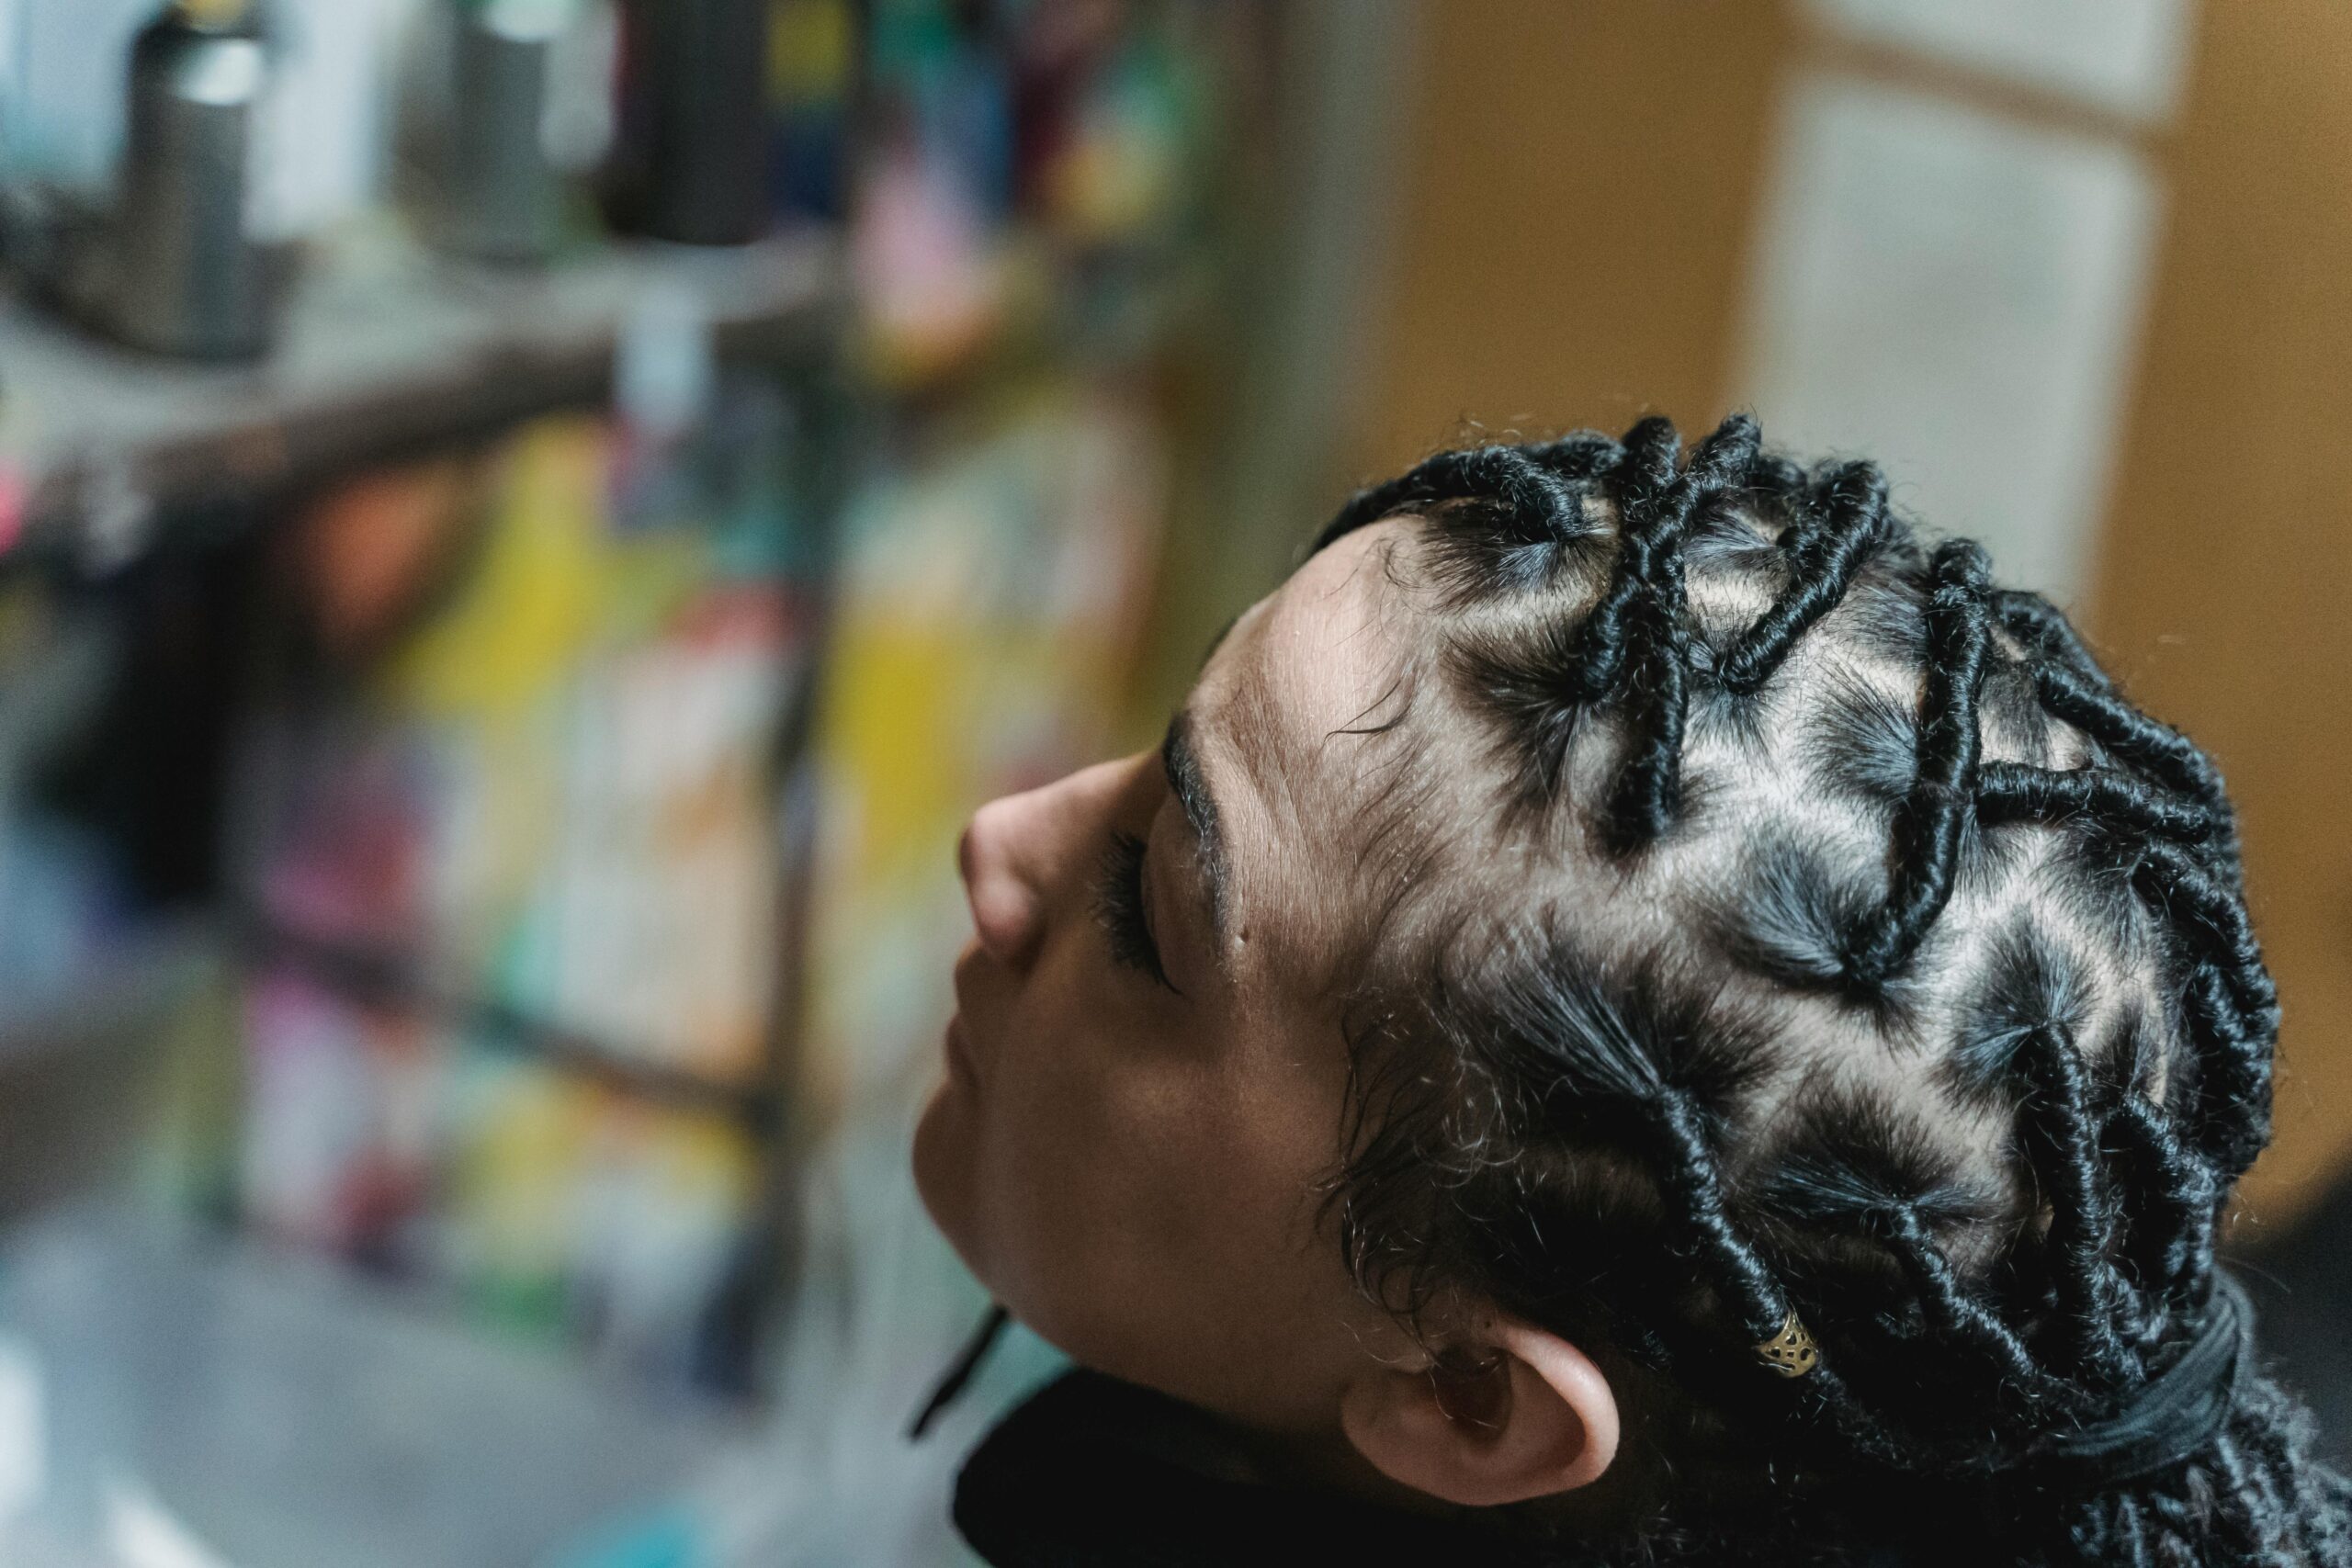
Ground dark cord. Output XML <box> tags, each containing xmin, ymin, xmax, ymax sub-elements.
<box><xmin>909</xmin><ymin>1304</ymin><xmax>1012</xmax><ymax>1441</ymax></box>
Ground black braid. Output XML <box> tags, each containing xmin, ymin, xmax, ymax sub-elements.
<box><xmin>1975</xmin><ymin>760</ymin><xmax>2218</xmax><ymax>843</ymax></box>
<box><xmin>1605</xmin><ymin>416</ymin><xmax>1762</xmax><ymax>848</ymax></box>
<box><xmin>2013</xmin><ymin>1023</ymin><xmax>2139</xmax><ymax>1388</ymax></box>
<box><xmin>1651</xmin><ymin>1087</ymin><xmax>1786</xmax><ymax>1342</ymax></box>
<box><xmin>1994</xmin><ymin>590</ymin><xmax>2109</xmax><ymax>684</ymax></box>
<box><xmin>2124</xmin><ymin>836</ymin><xmax>2278</xmax><ymax>1180</ymax></box>
<box><xmin>2132</xmin><ymin>840</ymin><xmax>2277</xmax><ymax>1024</ymax></box>
<box><xmin>1525</xmin><ymin>429</ymin><xmax>1630</xmax><ymax>480</ymax></box>
<box><xmin>1653</xmin><ymin>1082</ymin><xmax>1916</xmax><ymax>1475</ymax></box>
<box><xmin>1317</xmin><ymin>446</ymin><xmax>1595</xmax><ymax>581</ymax></box>
<box><xmin>2177</xmin><ymin>960</ymin><xmax>2276</xmax><ymax>1181</ymax></box>
<box><xmin>1846</xmin><ymin>540</ymin><xmax>1993</xmax><ymax>986</ymax></box>
<box><xmin>1568</xmin><ymin>417</ymin><xmax>1682</xmax><ymax>709</ymax></box>
<box><xmin>1880</xmin><ymin>1203</ymin><xmax>2051</xmax><ymax>1392</ymax></box>
<box><xmin>1717</xmin><ymin>460</ymin><xmax>1893</xmax><ymax>694</ymax></box>
<box><xmin>2105</xmin><ymin>1093</ymin><xmax>2219</xmax><ymax>1306</ymax></box>
<box><xmin>2029</xmin><ymin>662</ymin><xmax>2231</xmax><ymax>826</ymax></box>
<box><xmin>1989</xmin><ymin>586</ymin><xmax>2250</xmax><ymax>877</ymax></box>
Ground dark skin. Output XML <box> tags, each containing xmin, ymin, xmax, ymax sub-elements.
<box><xmin>913</xmin><ymin>522</ymin><xmax>1619</xmax><ymax>1509</ymax></box>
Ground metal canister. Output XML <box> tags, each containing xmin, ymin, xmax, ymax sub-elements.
<box><xmin>109</xmin><ymin>0</ymin><xmax>275</xmax><ymax>361</ymax></box>
<box><xmin>607</xmin><ymin>0</ymin><xmax>772</xmax><ymax>247</ymax></box>
<box><xmin>439</xmin><ymin>0</ymin><xmax>570</xmax><ymax>263</ymax></box>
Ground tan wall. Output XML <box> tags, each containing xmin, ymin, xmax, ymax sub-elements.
<box><xmin>2092</xmin><ymin>0</ymin><xmax>2352</xmax><ymax>1222</ymax></box>
<box><xmin>1351</xmin><ymin>0</ymin><xmax>1785</xmax><ymax>477</ymax></box>
<box><xmin>1358</xmin><ymin>0</ymin><xmax>2352</xmax><ymax>1219</ymax></box>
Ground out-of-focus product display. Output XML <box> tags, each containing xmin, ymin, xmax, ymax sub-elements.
<box><xmin>0</xmin><ymin>578</ymin><xmax>217</xmax><ymax>1224</ymax></box>
<box><xmin>0</xmin><ymin>582</ymin><xmax>123</xmax><ymax>1009</ymax></box>
<box><xmin>107</xmin><ymin>0</ymin><xmax>278</xmax><ymax>358</ymax></box>
<box><xmin>221</xmin><ymin>376</ymin><xmax>812</xmax><ymax>1382</ymax></box>
<box><xmin>804</xmin><ymin>385</ymin><xmax>1167</xmax><ymax>1099</ymax></box>
<box><xmin>768</xmin><ymin>0</ymin><xmax>858</xmax><ymax>225</ymax></box>
<box><xmin>848</xmin><ymin>0</ymin><xmax>1227</xmax><ymax>386</ymax></box>
<box><xmin>0</xmin><ymin>0</ymin><xmax>1296</xmax><ymax>1561</ymax></box>
<box><xmin>605</xmin><ymin>0</ymin><xmax>774</xmax><ymax>247</ymax></box>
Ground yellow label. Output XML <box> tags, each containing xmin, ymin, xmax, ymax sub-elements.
<box><xmin>176</xmin><ymin>0</ymin><xmax>253</xmax><ymax>25</ymax></box>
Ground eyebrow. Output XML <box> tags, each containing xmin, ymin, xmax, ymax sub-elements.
<box><xmin>1161</xmin><ymin>710</ymin><xmax>1230</xmax><ymax>940</ymax></box>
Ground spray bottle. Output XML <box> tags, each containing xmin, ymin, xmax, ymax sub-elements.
<box><xmin>109</xmin><ymin>0</ymin><xmax>276</xmax><ymax>360</ymax></box>
<box><xmin>605</xmin><ymin>0</ymin><xmax>770</xmax><ymax>247</ymax></box>
<box><xmin>437</xmin><ymin>0</ymin><xmax>574</xmax><ymax>262</ymax></box>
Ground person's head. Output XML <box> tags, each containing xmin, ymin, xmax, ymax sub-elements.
<box><xmin>914</xmin><ymin>414</ymin><xmax>2352</xmax><ymax>1562</ymax></box>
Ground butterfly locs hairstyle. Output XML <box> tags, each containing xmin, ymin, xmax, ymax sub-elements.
<box><xmin>1314</xmin><ymin>415</ymin><xmax>2350</xmax><ymax>1565</ymax></box>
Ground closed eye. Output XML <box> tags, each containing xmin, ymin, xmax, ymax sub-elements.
<box><xmin>1092</xmin><ymin>830</ymin><xmax>1180</xmax><ymax>995</ymax></box>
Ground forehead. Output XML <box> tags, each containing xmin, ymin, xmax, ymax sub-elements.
<box><xmin>1192</xmin><ymin>522</ymin><xmax>1418</xmax><ymax>981</ymax></box>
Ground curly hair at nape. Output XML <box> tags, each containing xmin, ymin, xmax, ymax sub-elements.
<box><xmin>1310</xmin><ymin>414</ymin><xmax>2351</xmax><ymax>1566</ymax></box>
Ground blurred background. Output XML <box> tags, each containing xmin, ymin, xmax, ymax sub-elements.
<box><xmin>0</xmin><ymin>0</ymin><xmax>2344</xmax><ymax>1562</ymax></box>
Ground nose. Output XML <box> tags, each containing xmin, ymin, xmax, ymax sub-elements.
<box><xmin>959</xmin><ymin>793</ymin><xmax>1047</xmax><ymax>971</ymax></box>
<box><xmin>956</xmin><ymin>759</ymin><xmax>1131</xmax><ymax>975</ymax></box>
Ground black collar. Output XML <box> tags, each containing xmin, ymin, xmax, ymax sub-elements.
<box><xmin>953</xmin><ymin>1371</ymin><xmax>1566</xmax><ymax>1567</ymax></box>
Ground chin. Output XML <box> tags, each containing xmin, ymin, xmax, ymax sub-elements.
<box><xmin>913</xmin><ymin>1073</ymin><xmax>990</xmax><ymax>1285</ymax></box>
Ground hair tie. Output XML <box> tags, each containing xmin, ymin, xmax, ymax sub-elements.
<box><xmin>2008</xmin><ymin>1273</ymin><xmax>2253</xmax><ymax>1494</ymax></box>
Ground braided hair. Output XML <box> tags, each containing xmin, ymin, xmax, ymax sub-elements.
<box><xmin>1314</xmin><ymin>415</ymin><xmax>2349</xmax><ymax>1566</ymax></box>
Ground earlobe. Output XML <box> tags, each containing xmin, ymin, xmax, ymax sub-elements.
<box><xmin>1340</xmin><ymin>1317</ymin><xmax>1620</xmax><ymax>1508</ymax></box>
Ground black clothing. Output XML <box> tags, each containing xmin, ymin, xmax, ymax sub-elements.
<box><xmin>953</xmin><ymin>1370</ymin><xmax>1561</xmax><ymax>1567</ymax></box>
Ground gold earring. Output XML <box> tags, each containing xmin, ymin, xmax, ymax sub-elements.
<box><xmin>1756</xmin><ymin>1311</ymin><xmax>1819</xmax><ymax>1378</ymax></box>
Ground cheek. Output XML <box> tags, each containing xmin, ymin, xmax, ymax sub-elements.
<box><xmin>946</xmin><ymin>955</ymin><xmax>1351</xmax><ymax>1423</ymax></box>
<box><xmin>967</xmin><ymin>984</ymin><xmax>1209</xmax><ymax>1328</ymax></box>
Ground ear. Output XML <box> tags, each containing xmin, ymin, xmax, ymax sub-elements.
<box><xmin>1339</xmin><ymin>1316</ymin><xmax>1619</xmax><ymax>1508</ymax></box>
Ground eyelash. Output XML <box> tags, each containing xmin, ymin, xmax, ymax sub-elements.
<box><xmin>1091</xmin><ymin>830</ymin><xmax>1180</xmax><ymax>994</ymax></box>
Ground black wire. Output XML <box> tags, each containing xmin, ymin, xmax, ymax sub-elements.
<box><xmin>908</xmin><ymin>1303</ymin><xmax>1012</xmax><ymax>1440</ymax></box>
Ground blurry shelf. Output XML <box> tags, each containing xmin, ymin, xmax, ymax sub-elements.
<box><xmin>246</xmin><ymin>918</ymin><xmax>774</xmax><ymax>1127</ymax></box>
<box><xmin>0</xmin><ymin>225</ymin><xmax>850</xmax><ymax>570</ymax></box>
